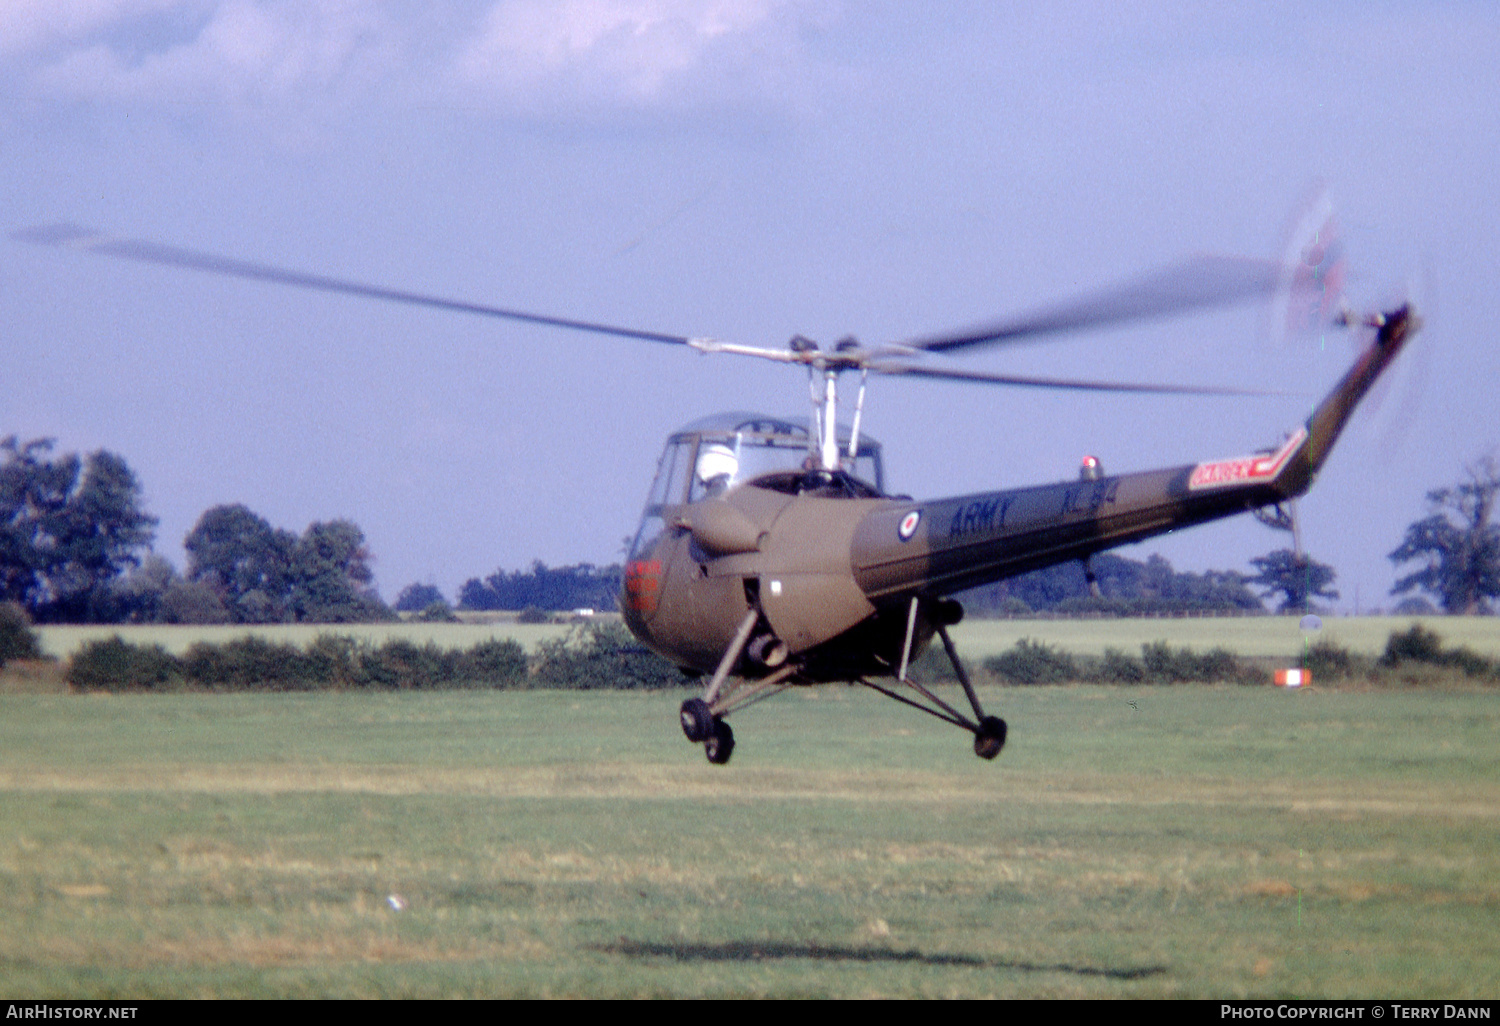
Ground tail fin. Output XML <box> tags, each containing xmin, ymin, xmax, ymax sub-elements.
<box><xmin>1273</xmin><ymin>305</ymin><xmax>1420</xmax><ymax>498</ymax></box>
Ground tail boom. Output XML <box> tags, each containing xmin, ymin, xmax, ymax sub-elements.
<box><xmin>852</xmin><ymin>306</ymin><xmax>1417</xmax><ymax>601</ymax></box>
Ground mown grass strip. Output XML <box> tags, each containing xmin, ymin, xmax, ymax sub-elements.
<box><xmin>3</xmin><ymin>687</ymin><xmax>1499</xmax><ymax>997</ymax></box>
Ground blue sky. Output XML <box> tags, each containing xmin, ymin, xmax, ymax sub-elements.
<box><xmin>4</xmin><ymin>1</ymin><xmax>1497</xmax><ymax>613</ymax></box>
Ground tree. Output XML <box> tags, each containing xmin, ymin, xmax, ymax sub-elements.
<box><xmin>288</xmin><ymin>519</ymin><xmax>384</xmax><ymax>622</ymax></box>
<box><xmin>184</xmin><ymin>504</ymin><xmax>388</xmax><ymax>623</ymax></box>
<box><xmin>160</xmin><ymin>579</ymin><xmax>231</xmax><ymax>624</ymax></box>
<box><xmin>1389</xmin><ymin>457</ymin><xmax>1500</xmax><ymax>615</ymax></box>
<box><xmin>0</xmin><ymin>437</ymin><xmax>156</xmax><ymax>621</ymax></box>
<box><xmin>110</xmin><ymin>553</ymin><xmax>179</xmax><ymax>623</ymax></box>
<box><xmin>109</xmin><ymin>553</ymin><xmax>230</xmax><ymax>624</ymax></box>
<box><xmin>1249</xmin><ymin>548</ymin><xmax>1339</xmax><ymax>613</ymax></box>
<box><xmin>0</xmin><ymin>602</ymin><xmax>42</xmax><ymax>667</ymax></box>
<box><xmin>394</xmin><ymin>583</ymin><xmax>446</xmax><ymax>612</ymax></box>
<box><xmin>458</xmin><ymin>561</ymin><xmax>623</xmax><ymax>612</ymax></box>
<box><xmin>184</xmin><ymin>504</ymin><xmax>297</xmax><ymax>622</ymax></box>
<box><xmin>957</xmin><ymin>551</ymin><xmax>1262</xmax><ymax>615</ymax></box>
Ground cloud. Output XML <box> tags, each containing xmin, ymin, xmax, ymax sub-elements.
<box><xmin>4</xmin><ymin>0</ymin><xmax>841</xmax><ymax>118</ymax></box>
<box><xmin>450</xmin><ymin>0</ymin><xmax>815</xmax><ymax>107</ymax></box>
<box><xmin>13</xmin><ymin>1</ymin><xmax>398</xmax><ymax>108</ymax></box>
<box><xmin>0</xmin><ymin>0</ymin><xmax>189</xmax><ymax>57</ymax></box>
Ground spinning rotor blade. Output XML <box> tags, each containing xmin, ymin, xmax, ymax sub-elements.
<box><xmin>14</xmin><ymin>224</ymin><xmax>1294</xmax><ymax>399</ymax></box>
<box><xmin>12</xmin><ymin>223</ymin><xmax>693</xmax><ymax>347</ymax></box>
<box><xmin>904</xmin><ymin>254</ymin><xmax>1284</xmax><ymax>354</ymax></box>
<box><xmin>872</xmin><ymin>361</ymin><xmax>1277</xmax><ymax>395</ymax></box>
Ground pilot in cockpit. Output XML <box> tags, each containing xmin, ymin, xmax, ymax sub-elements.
<box><xmin>694</xmin><ymin>443</ymin><xmax>738</xmax><ymax>498</ymax></box>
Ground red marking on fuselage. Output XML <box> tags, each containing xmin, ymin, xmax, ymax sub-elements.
<box><xmin>1188</xmin><ymin>428</ymin><xmax>1306</xmax><ymax>491</ymax></box>
<box><xmin>624</xmin><ymin>560</ymin><xmax>662</xmax><ymax>615</ymax></box>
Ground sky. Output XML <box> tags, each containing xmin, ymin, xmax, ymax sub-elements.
<box><xmin>3</xmin><ymin>1</ymin><xmax>1498</xmax><ymax>614</ymax></box>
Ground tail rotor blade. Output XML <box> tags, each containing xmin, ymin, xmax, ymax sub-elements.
<box><xmin>1269</xmin><ymin>185</ymin><xmax>1348</xmax><ymax>345</ymax></box>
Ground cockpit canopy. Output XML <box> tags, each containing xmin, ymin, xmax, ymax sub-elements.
<box><xmin>642</xmin><ymin>412</ymin><xmax>886</xmax><ymax>511</ymax></box>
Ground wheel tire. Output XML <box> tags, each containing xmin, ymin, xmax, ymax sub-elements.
<box><xmin>704</xmin><ymin>719</ymin><xmax>735</xmax><ymax>765</ymax></box>
<box><xmin>973</xmin><ymin>716</ymin><xmax>1007</xmax><ymax>760</ymax></box>
<box><xmin>680</xmin><ymin>698</ymin><xmax>714</xmax><ymax>742</ymax></box>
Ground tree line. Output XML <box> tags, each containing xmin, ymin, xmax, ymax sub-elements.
<box><xmin>2</xmin><ymin>437</ymin><xmax>381</xmax><ymax>625</ymax></box>
<box><xmin>4</xmin><ymin>435</ymin><xmax>1498</xmax><ymax>626</ymax></box>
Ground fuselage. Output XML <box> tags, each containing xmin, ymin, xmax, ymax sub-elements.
<box><xmin>623</xmin><ymin>308</ymin><xmax>1416</xmax><ymax>682</ymax></box>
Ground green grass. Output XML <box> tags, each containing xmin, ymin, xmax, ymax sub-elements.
<box><xmin>3</xmin><ymin>685</ymin><xmax>1498</xmax><ymax>997</ymax></box>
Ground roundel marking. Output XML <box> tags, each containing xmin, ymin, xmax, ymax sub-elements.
<box><xmin>898</xmin><ymin>510</ymin><xmax>921</xmax><ymax>541</ymax></box>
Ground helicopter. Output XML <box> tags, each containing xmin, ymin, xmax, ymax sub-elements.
<box><xmin>14</xmin><ymin>223</ymin><xmax>1418</xmax><ymax>765</ymax></box>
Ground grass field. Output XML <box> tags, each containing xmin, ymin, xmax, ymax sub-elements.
<box><xmin>3</xmin><ymin>682</ymin><xmax>1498</xmax><ymax>998</ymax></box>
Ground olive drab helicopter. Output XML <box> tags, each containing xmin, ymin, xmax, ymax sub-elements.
<box><xmin>15</xmin><ymin>223</ymin><xmax>1418</xmax><ymax>765</ymax></box>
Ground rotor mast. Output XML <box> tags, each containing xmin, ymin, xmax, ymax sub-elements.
<box><xmin>806</xmin><ymin>344</ymin><xmax>866</xmax><ymax>473</ymax></box>
<box><xmin>818</xmin><ymin>366</ymin><xmax>841</xmax><ymax>471</ymax></box>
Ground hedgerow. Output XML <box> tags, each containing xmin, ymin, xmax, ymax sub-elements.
<box><xmin>1379</xmin><ymin>623</ymin><xmax>1497</xmax><ymax>680</ymax></box>
<box><xmin>530</xmin><ymin>622</ymin><xmax>694</xmax><ymax>690</ymax></box>
<box><xmin>61</xmin><ymin>622</ymin><xmax>1499</xmax><ymax>692</ymax></box>
<box><xmin>983</xmin><ymin>638</ymin><xmax>1254</xmax><ymax>685</ymax></box>
<box><xmin>1</xmin><ymin>602</ymin><xmax>44</xmax><ymax>667</ymax></box>
<box><xmin>68</xmin><ymin>633</ymin><xmax>530</xmax><ymax>692</ymax></box>
<box><xmin>982</xmin><ymin>637</ymin><xmax>1077</xmax><ymax>684</ymax></box>
<box><xmin>979</xmin><ymin>626</ymin><xmax>1497</xmax><ymax>687</ymax></box>
<box><xmin>68</xmin><ymin>636</ymin><xmax>181</xmax><ymax>692</ymax></box>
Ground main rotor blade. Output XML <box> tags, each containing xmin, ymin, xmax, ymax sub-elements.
<box><xmin>903</xmin><ymin>254</ymin><xmax>1284</xmax><ymax>354</ymax></box>
<box><xmin>873</xmin><ymin>361</ymin><xmax>1278</xmax><ymax>396</ymax></box>
<box><xmin>12</xmin><ymin>223</ymin><xmax>693</xmax><ymax>347</ymax></box>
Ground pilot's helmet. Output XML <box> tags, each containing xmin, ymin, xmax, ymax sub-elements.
<box><xmin>695</xmin><ymin>443</ymin><xmax>738</xmax><ymax>490</ymax></box>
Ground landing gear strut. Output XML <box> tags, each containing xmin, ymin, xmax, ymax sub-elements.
<box><xmin>937</xmin><ymin>623</ymin><xmax>1008</xmax><ymax>760</ymax></box>
<box><xmin>861</xmin><ymin>599</ymin><xmax>1008</xmax><ymax>761</ymax></box>
<box><xmin>679</xmin><ymin>608</ymin><xmax>803</xmax><ymax>766</ymax></box>
<box><xmin>681</xmin><ymin>599</ymin><xmax>1010</xmax><ymax>766</ymax></box>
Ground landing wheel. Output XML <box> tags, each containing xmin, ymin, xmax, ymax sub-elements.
<box><xmin>973</xmin><ymin>716</ymin><xmax>1007</xmax><ymax>760</ymax></box>
<box><xmin>680</xmin><ymin>698</ymin><xmax>714</xmax><ymax>742</ymax></box>
<box><xmin>704</xmin><ymin>719</ymin><xmax>735</xmax><ymax>765</ymax></box>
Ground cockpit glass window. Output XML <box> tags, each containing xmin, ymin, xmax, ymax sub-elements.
<box><xmin>848</xmin><ymin>452</ymin><xmax>881</xmax><ymax>491</ymax></box>
<box><xmin>627</xmin><ymin>514</ymin><xmax>666</xmax><ymax>563</ymax></box>
<box><xmin>646</xmin><ymin>440</ymin><xmax>694</xmax><ymax>508</ymax></box>
<box><xmin>648</xmin><ymin>417</ymin><xmax>886</xmax><ymax>508</ymax></box>
<box><xmin>688</xmin><ymin>431</ymin><xmax>817</xmax><ymax>501</ymax></box>
<box><xmin>735</xmin><ymin>433</ymin><xmax>812</xmax><ymax>482</ymax></box>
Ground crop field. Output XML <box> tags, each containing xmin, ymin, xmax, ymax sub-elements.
<box><xmin>3</xmin><ymin>678</ymin><xmax>1499</xmax><ymax>998</ymax></box>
